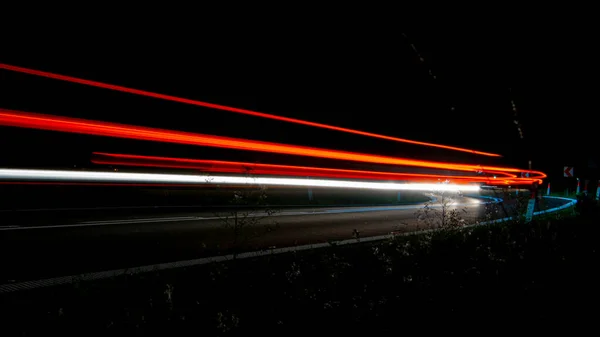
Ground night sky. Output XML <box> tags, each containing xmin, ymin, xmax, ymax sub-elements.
<box><xmin>1</xmin><ymin>20</ymin><xmax>597</xmax><ymax>181</ymax></box>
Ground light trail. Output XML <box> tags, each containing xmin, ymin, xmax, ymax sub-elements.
<box><xmin>0</xmin><ymin>168</ymin><xmax>481</xmax><ymax>192</ymax></box>
<box><xmin>91</xmin><ymin>152</ymin><xmax>542</xmax><ymax>185</ymax></box>
<box><xmin>0</xmin><ymin>62</ymin><xmax>501</xmax><ymax>157</ymax></box>
<box><xmin>0</xmin><ymin>109</ymin><xmax>545</xmax><ymax>182</ymax></box>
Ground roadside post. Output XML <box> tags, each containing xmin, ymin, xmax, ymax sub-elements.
<box><xmin>525</xmin><ymin>187</ymin><xmax>536</xmax><ymax>223</ymax></box>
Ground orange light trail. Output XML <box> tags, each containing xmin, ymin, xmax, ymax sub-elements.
<box><xmin>0</xmin><ymin>109</ymin><xmax>544</xmax><ymax>183</ymax></box>
<box><xmin>91</xmin><ymin>152</ymin><xmax>542</xmax><ymax>185</ymax></box>
<box><xmin>0</xmin><ymin>62</ymin><xmax>501</xmax><ymax>157</ymax></box>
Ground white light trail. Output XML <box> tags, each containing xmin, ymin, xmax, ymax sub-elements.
<box><xmin>0</xmin><ymin>169</ymin><xmax>480</xmax><ymax>192</ymax></box>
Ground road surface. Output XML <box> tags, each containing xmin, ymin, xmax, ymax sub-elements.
<box><xmin>0</xmin><ymin>195</ymin><xmax>543</xmax><ymax>282</ymax></box>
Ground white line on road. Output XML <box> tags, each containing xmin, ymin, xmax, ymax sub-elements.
<box><xmin>0</xmin><ymin>199</ymin><xmax>487</xmax><ymax>231</ymax></box>
<box><xmin>79</xmin><ymin>216</ymin><xmax>201</xmax><ymax>224</ymax></box>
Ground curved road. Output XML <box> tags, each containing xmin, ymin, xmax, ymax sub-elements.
<box><xmin>0</xmin><ymin>195</ymin><xmax>506</xmax><ymax>282</ymax></box>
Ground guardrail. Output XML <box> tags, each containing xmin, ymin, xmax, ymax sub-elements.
<box><xmin>479</xmin><ymin>196</ymin><xmax>576</xmax><ymax>225</ymax></box>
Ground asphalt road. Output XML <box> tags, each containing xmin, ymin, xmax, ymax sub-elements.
<box><xmin>0</xmin><ymin>195</ymin><xmax>515</xmax><ymax>283</ymax></box>
<box><xmin>4</xmin><ymin>192</ymin><xmax>572</xmax><ymax>284</ymax></box>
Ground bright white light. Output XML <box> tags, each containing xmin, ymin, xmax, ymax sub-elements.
<box><xmin>0</xmin><ymin>168</ymin><xmax>480</xmax><ymax>192</ymax></box>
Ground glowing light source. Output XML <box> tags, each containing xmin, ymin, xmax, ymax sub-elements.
<box><xmin>0</xmin><ymin>168</ymin><xmax>481</xmax><ymax>192</ymax></box>
<box><xmin>0</xmin><ymin>62</ymin><xmax>501</xmax><ymax>157</ymax></box>
<box><xmin>0</xmin><ymin>109</ymin><xmax>545</xmax><ymax>182</ymax></box>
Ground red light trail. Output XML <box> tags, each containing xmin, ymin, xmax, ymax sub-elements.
<box><xmin>91</xmin><ymin>152</ymin><xmax>543</xmax><ymax>185</ymax></box>
<box><xmin>0</xmin><ymin>62</ymin><xmax>501</xmax><ymax>157</ymax></box>
<box><xmin>0</xmin><ymin>109</ymin><xmax>544</xmax><ymax>183</ymax></box>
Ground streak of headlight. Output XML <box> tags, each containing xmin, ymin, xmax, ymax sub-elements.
<box><xmin>0</xmin><ymin>169</ymin><xmax>481</xmax><ymax>192</ymax></box>
<box><xmin>91</xmin><ymin>152</ymin><xmax>541</xmax><ymax>185</ymax></box>
<box><xmin>0</xmin><ymin>109</ymin><xmax>545</xmax><ymax>181</ymax></box>
<box><xmin>0</xmin><ymin>62</ymin><xmax>501</xmax><ymax>157</ymax></box>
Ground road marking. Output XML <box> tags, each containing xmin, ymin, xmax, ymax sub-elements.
<box><xmin>0</xmin><ymin>197</ymin><xmax>491</xmax><ymax>231</ymax></box>
<box><xmin>79</xmin><ymin>216</ymin><xmax>201</xmax><ymax>224</ymax></box>
<box><xmin>1</xmin><ymin>204</ymin><xmax>478</xmax><ymax>230</ymax></box>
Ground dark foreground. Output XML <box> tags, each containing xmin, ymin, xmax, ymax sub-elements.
<box><xmin>1</xmin><ymin>206</ymin><xmax>597</xmax><ymax>334</ymax></box>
